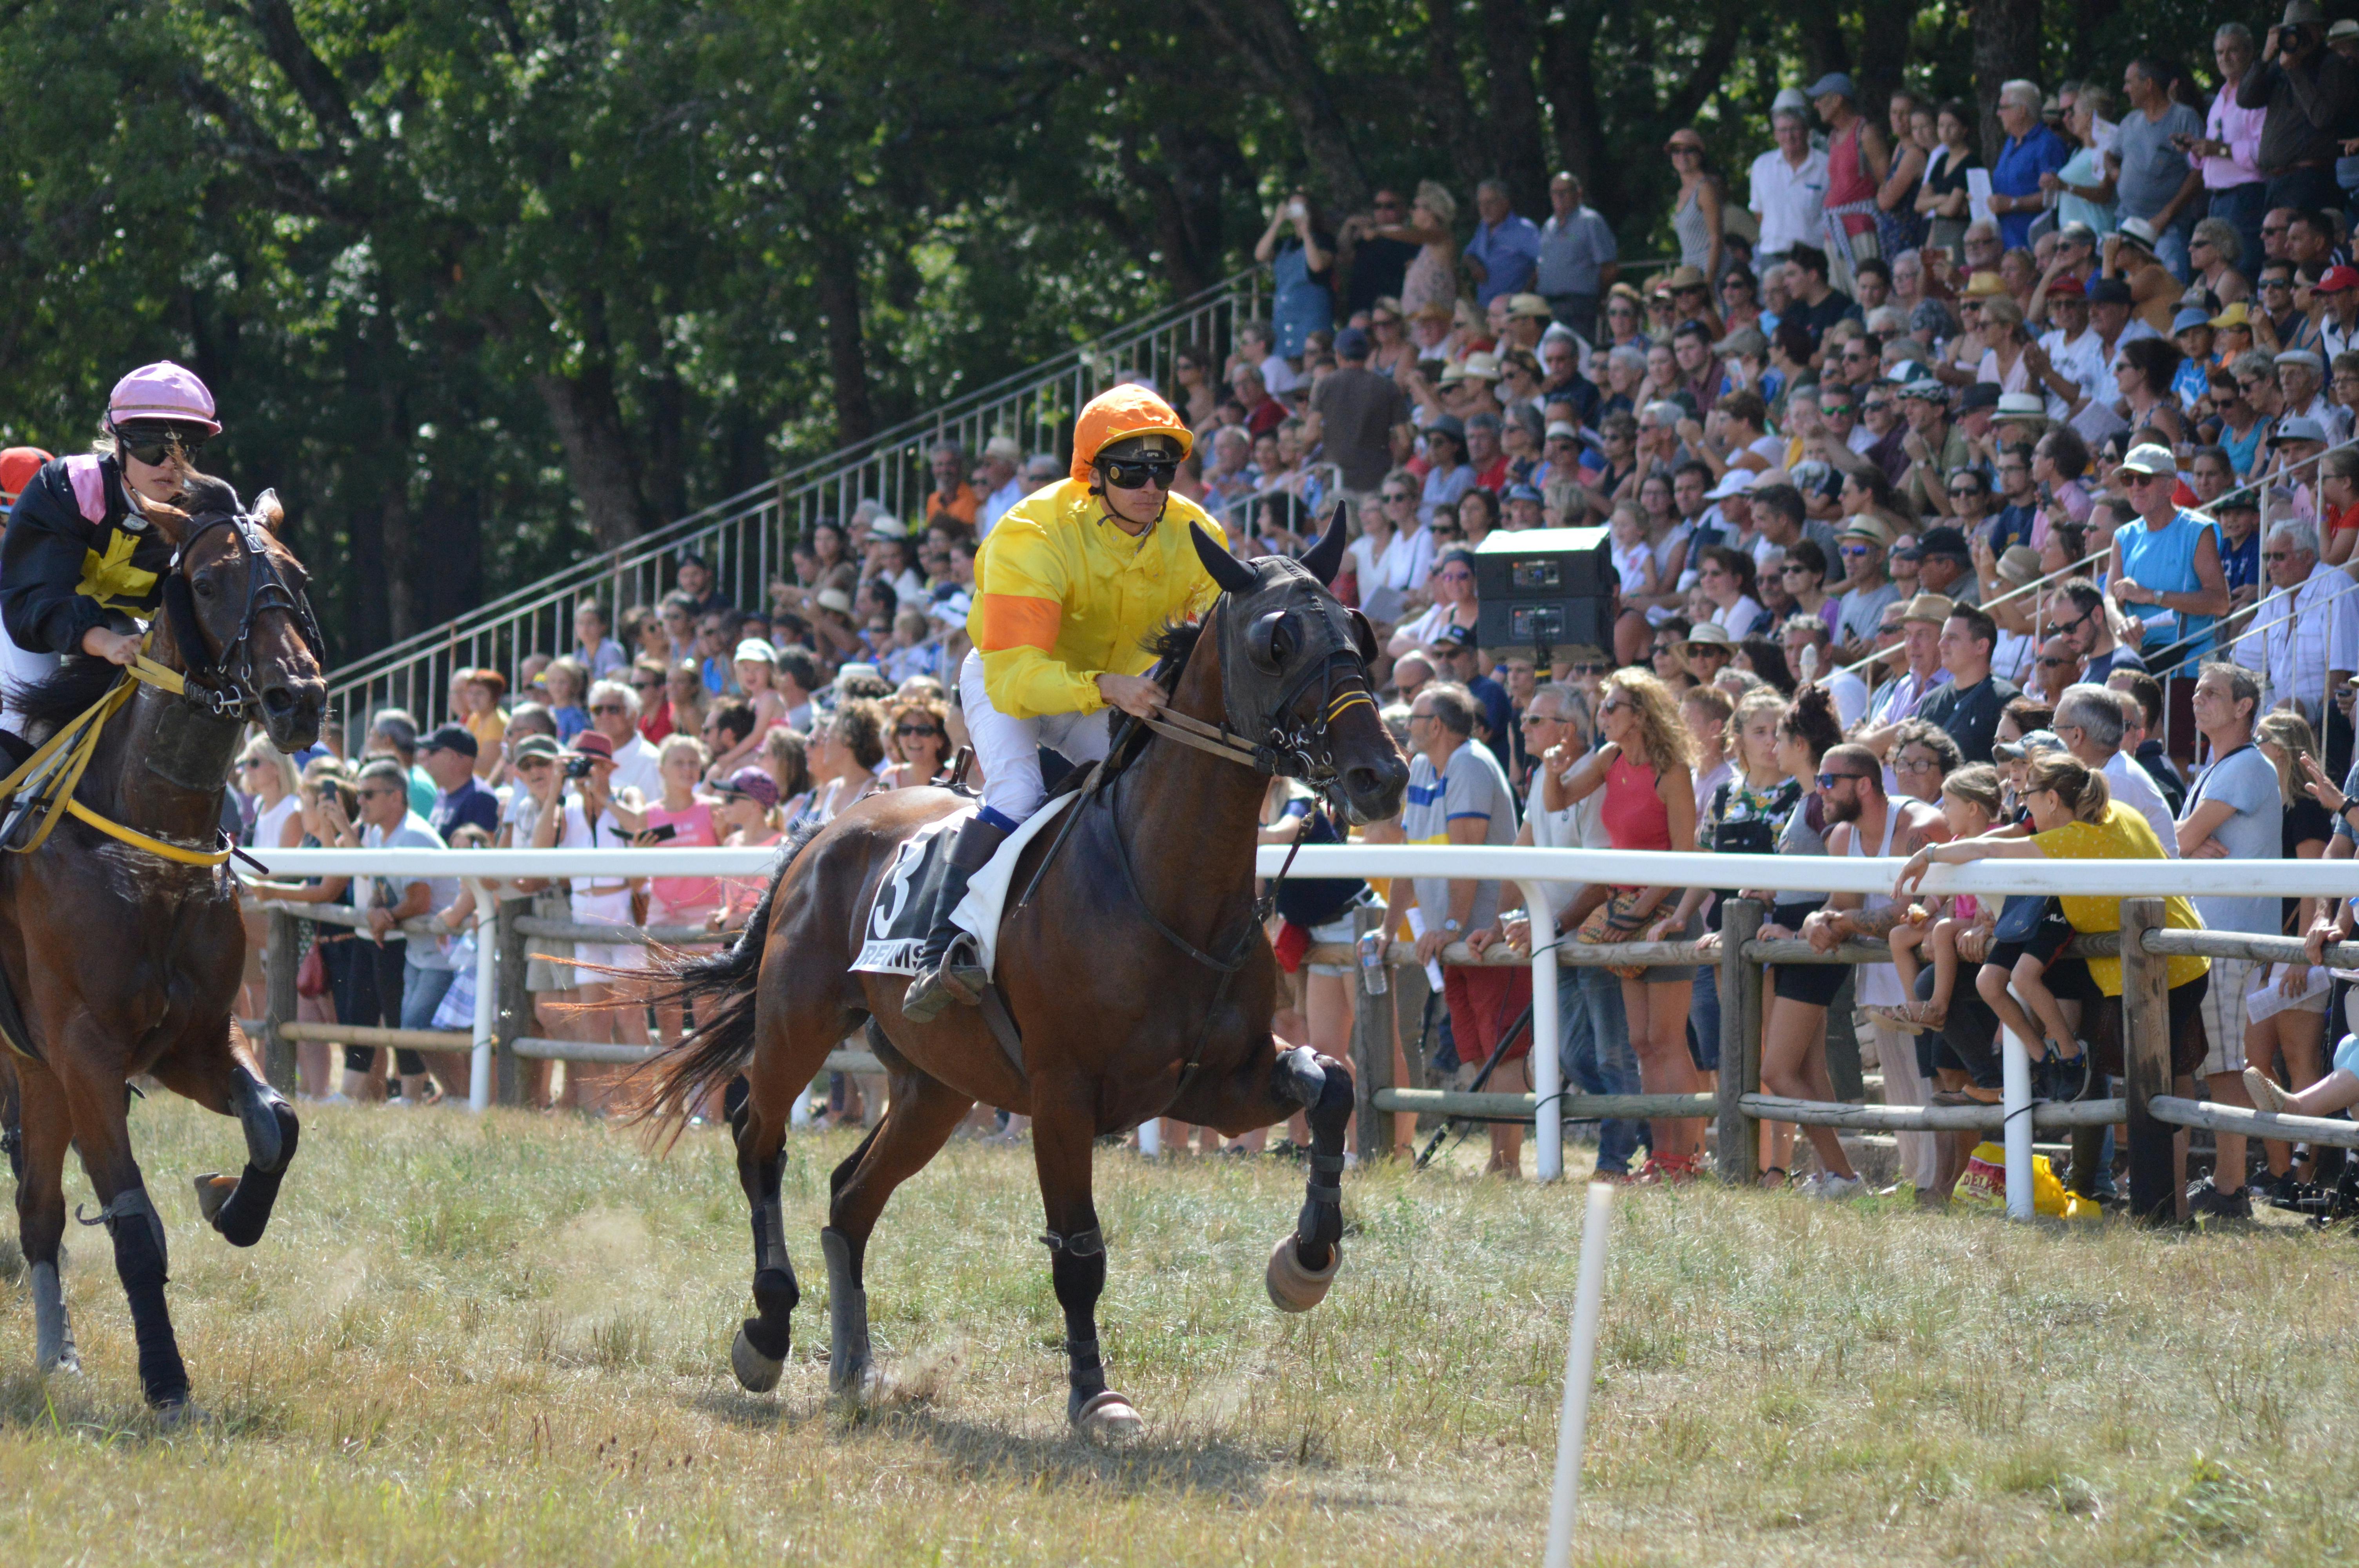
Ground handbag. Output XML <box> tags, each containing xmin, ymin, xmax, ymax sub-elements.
<box><xmin>1992</xmin><ymin>893</ymin><xmax>2052</xmax><ymax>944</ymax></box>
<box><xmin>1576</xmin><ymin>887</ymin><xmax>1653</xmax><ymax>980</ymax></box>
<box><xmin>295</xmin><ymin>940</ymin><xmax>329</xmax><ymax>999</ymax></box>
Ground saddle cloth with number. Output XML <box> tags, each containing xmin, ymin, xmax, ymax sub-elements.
<box><xmin>850</xmin><ymin>794</ymin><xmax>1077</xmax><ymax>979</ymax></box>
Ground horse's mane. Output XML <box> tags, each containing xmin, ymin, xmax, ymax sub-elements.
<box><xmin>1143</xmin><ymin>618</ymin><xmax>1206</xmax><ymax>676</ymax></box>
<box><xmin>9</xmin><ymin>655</ymin><xmax>125</xmax><ymax>731</ymax></box>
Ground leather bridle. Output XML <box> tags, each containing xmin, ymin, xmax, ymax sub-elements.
<box><xmin>162</xmin><ymin>510</ymin><xmax>325</xmax><ymax>719</ymax></box>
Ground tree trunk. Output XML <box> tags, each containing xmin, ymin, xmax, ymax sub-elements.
<box><xmin>1540</xmin><ymin>3</ymin><xmax>1609</xmax><ymax>210</ymax></box>
<box><xmin>1854</xmin><ymin>0</ymin><xmax>1920</xmax><ymax>115</ymax></box>
<box><xmin>533</xmin><ymin>366</ymin><xmax>651</xmax><ymax>552</ymax></box>
<box><xmin>1185</xmin><ymin>0</ymin><xmax>1366</xmax><ymax>207</ymax></box>
<box><xmin>1479</xmin><ymin>0</ymin><xmax>1550</xmax><ymax>215</ymax></box>
<box><xmin>1972</xmin><ymin>0</ymin><xmax>2043</xmax><ymax>163</ymax></box>
<box><xmin>1418</xmin><ymin>0</ymin><xmax>1490</xmax><ymax>201</ymax></box>
<box><xmin>811</xmin><ymin>224</ymin><xmax>875</xmax><ymax>449</ymax></box>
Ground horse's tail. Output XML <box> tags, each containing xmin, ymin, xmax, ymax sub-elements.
<box><xmin>625</xmin><ymin>818</ymin><xmax>824</xmax><ymax>1144</ymax></box>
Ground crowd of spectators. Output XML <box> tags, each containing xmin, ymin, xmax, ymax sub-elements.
<box><xmin>224</xmin><ymin>9</ymin><xmax>2359</xmax><ymax>1199</ymax></box>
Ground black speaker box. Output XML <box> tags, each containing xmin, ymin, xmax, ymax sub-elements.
<box><xmin>1470</xmin><ymin>526</ymin><xmax>1618</xmax><ymax>659</ymax></box>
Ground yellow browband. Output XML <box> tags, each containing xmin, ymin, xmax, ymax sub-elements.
<box><xmin>0</xmin><ymin>648</ymin><xmax>232</xmax><ymax>867</ymax></box>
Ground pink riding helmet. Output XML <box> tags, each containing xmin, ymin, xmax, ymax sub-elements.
<box><xmin>106</xmin><ymin>361</ymin><xmax>221</xmax><ymax>434</ymax></box>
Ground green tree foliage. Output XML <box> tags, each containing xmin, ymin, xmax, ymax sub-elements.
<box><xmin>0</xmin><ymin>0</ymin><xmax>2224</xmax><ymax>661</ymax></box>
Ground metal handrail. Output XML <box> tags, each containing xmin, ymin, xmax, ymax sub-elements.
<box><xmin>324</xmin><ymin>269</ymin><xmax>1265</xmax><ymax>733</ymax></box>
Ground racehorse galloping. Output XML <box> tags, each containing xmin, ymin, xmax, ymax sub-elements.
<box><xmin>0</xmin><ymin>472</ymin><xmax>323</xmax><ymax>1412</ymax></box>
<box><xmin>636</xmin><ymin>510</ymin><xmax>1406</xmax><ymax>1437</ymax></box>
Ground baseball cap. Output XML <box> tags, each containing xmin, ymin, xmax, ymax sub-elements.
<box><xmin>1992</xmin><ymin>729</ymin><xmax>2063</xmax><ymax>762</ymax></box>
<box><xmin>2087</xmin><ymin>277</ymin><xmax>2133</xmax><ymax>306</ymax></box>
<box><xmin>2171</xmin><ymin>306</ymin><xmax>2214</xmax><ymax>333</ymax></box>
<box><xmin>419</xmin><ymin>722</ymin><xmax>479</xmax><ymax>759</ymax></box>
<box><xmin>2216</xmin><ymin>488</ymin><xmax>2261</xmax><ymax>514</ymax></box>
<box><xmin>511</xmin><ymin>735</ymin><xmax>561</xmax><ymax>764</ymax></box>
<box><xmin>2210</xmin><ymin>300</ymin><xmax>2254</xmax><ymax>329</ymax></box>
<box><xmin>1705</xmin><ymin>469</ymin><xmax>1756</xmax><ymax>500</ymax></box>
<box><xmin>1436</xmin><ymin>624</ymin><xmax>1478</xmax><ymax>652</ymax></box>
<box><xmin>2273</xmin><ymin>414</ymin><xmax>2330</xmax><ymax>445</ymax></box>
<box><xmin>2275</xmin><ymin>348</ymin><xmax>2326</xmax><ymax>372</ymax></box>
<box><xmin>2043</xmin><ymin>273</ymin><xmax>2085</xmax><ymax>299</ymax></box>
<box><xmin>1504</xmin><ymin>482</ymin><xmax>1544</xmax><ymax>503</ymax></box>
<box><xmin>1544</xmin><ymin>420</ymin><xmax>1579</xmax><ymax>440</ymax></box>
<box><xmin>2321</xmin><ymin>265</ymin><xmax>2359</xmax><ymax>295</ymax></box>
<box><xmin>1913</xmin><ymin>526</ymin><xmax>1971</xmax><ymax>561</ymax></box>
<box><xmin>1957</xmin><ymin>383</ymin><xmax>2001</xmax><ymax>414</ymax></box>
<box><xmin>1771</xmin><ymin>87</ymin><xmax>1810</xmax><ymax>118</ymax></box>
<box><xmin>1334</xmin><ymin>326</ymin><xmax>1372</xmax><ymax>358</ymax></box>
<box><xmin>866</xmin><ymin>512</ymin><xmax>907</xmax><ymax>540</ymax></box>
<box><xmin>714</xmin><ymin>767</ymin><xmax>780</xmax><ymax>810</ymax></box>
<box><xmin>1806</xmin><ymin>73</ymin><xmax>1857</xmax><ymax>102</ymax></box>
<box><xmin>2116</xmin><ymin>442</ymin><xmax>2177</xmax><ymax>475</ymax></box>
<box><xmin>734</xmin><ymin>638</ymin><xmax>777</xmax><ymax>664</ymax></box>
<box><xmin>1900</xmin><ymin>377</ymin><xmax>1947</xmax><ymax>401</ymax></box>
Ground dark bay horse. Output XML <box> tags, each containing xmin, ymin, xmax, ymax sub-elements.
<box><xmin>636</xmin><ymin>510</ymin><xmax>1407</xmax><ymax>1437</ymax></box>
<box><xmin>0</xmin><ymin>474</ymin><xmax>323</xmax><ymax>1411</ymax></box>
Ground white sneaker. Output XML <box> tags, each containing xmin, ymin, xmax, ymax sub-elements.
<box><xmin>1808</xmin><ymin>1173</ymin><xmax>1866</xmax><ymax>1201</ymax></box>
<box><xmin>1790</xmin><ymin>1172</ymin><xmax>1824</xmax><ymax>1198</ymax></box>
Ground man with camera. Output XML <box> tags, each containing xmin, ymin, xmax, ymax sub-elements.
<box><xmin>2237</xmin><ymin>2</ymin><xmax>2359</xmax><ymax>216</ymax></box>
<box><xmin>526</xmin><ymin>728</ymin><xmax>649</xmax><ymax>1109</ymax></box>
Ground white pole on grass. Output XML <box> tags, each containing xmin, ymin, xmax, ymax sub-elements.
<box><xmin>1542</xmin><ymin>1181</ymin><xmax>1615</xmax><ymax>1568</ymax></box>
<box><xmin>467</xmin><ymin>878</ymin><xmax>496</xmax><ymax>1113</ymax></box>
<box><xmin>1138</xmin><ymin>1118</ymin><xmax>1161</xmax><ymax>1158</ymax></box>
<box><xmin>2000</xmin><ymin>1023</ymin><xmax>2033</xmax><ymax>1219</ymax></box>
<box><xmin>1519</xmin><ymin>880</ymin><xmax>1563</xmax><ymax>1182</ymax></box>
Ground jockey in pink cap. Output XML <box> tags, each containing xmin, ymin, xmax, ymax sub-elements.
<box><xmin>0</xmin><ymin>362</ymin><xmax>223</xmax><ymax>764</ymax></box>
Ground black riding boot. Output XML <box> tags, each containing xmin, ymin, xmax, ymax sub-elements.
<box><xmin>901</xmin><ymin>813</ymin><xmax>1012</xmax><ymax>1022</ymax></box>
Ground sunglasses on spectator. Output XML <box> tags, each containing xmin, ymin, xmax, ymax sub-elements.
<box><xmin>1381</xmin><ymin>490</ymin><xmax>1411</xmax><ymax>503</ymax></box>
<box><xmin>356</xmin><ymin>786</ymin><xmax>400</xmax><ymax>800</ymax></box>
<box><xmin>1816</xmin><ymin>771</ymin><xmax>1869</xmax><ymax>788</ymax></box>
<box><xmin>1839</xmin><ymin>544</ymin><xmax>1873</xmax><ymax>557</ymax></box>
<box><xmin>1598</xmin><ymin>698</ymin><xmax>1629</xmax><ymax>715</ymax></box>
<box><xmin>1098</xmin><ymin>457</ymin><xmax>1177</xmax><ymax>490</ymax></box>
<box><xmin>590</xmin><ymin>702</ymin><xmax>627</xmax><ymax>715</ymax></box>
<box><xmin>894</xmin><ymin>724</ymin><xmax>943</xmax><ymax>739</ymax></box>
<box><xmin>632</xmin><ymin>676</ymin><xmax>664</xmax><ymax>689</ymax></box>
<box><xmin>1439</xmin><ymin>569</ymin><xmax>1473</xmax><ymax>583</ymax></box>
<box><xmin>1946</xmin><ymin>485</ymin><xmax>1980</xmax><ymax>498</ymax></box>
<box><xmin>2036</xmin><ymin>655</ymin><xmax>2074</xmax><ymax>667</ymax></box>
<box><xmin>1780</xmin><ymin>562</ymin><xmax>1812</xmax><ymax>575</ymax></box>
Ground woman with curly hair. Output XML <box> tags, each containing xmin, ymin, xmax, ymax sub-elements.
<box><xmin>799</xmin><ymin>698</ymin><xmax>887</xmax><ymax>826</ymax></box>
<box><xmin>1548</xmin><ymin>668</ymin><xmax>1704</xmax><ymax>1180</ymax></box>
<box><xmin>883</xmin><ymin>696</ymin><xmax>952</xmax><ymax>789</ymax></box>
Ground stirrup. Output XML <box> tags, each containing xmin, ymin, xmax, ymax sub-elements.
<box><xmin>902</xmin><ymin>936</ymin><xmax>985</xmax><ymax>1022</ymax></box>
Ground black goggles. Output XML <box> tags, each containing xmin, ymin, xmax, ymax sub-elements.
<box><xmin>1098</xmin><ymin>457</ymin><xmax>1178</xmax><ymax>490</ymax></box>
<box><xmin>113</xmin><ymin>425</ymin><xmax>209</xmax><ymax>466</ymax></box>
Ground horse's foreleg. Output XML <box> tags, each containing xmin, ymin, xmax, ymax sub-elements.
<box><xmin>1033</xmin><ymin>1094</ymin><xmax>1140</xmax><ymax>1440</ymax></box>
<box><xmin>1267</xmin><ymin>1045</ymin><xmax>1352</xmax><ymax>1310</ymax></box>
<box><xmin>56</xmin><ymin>1050</ymin><xmax>188</xmax><ymax>1410</ymax></box>
<box><xmin>151</xmin><ymin>1036</ymin><xmax>299</xmax><ymax>1249</ymax></box>
<box><xmin>821</xmin><ymin>1063</ymin><xmax>972</xmax><ymax>1402</ymax></box>
<box><xmin>13</xmin><ymin>1062</ymin><xmax>75</xmax><ymax>1374</ymax></box>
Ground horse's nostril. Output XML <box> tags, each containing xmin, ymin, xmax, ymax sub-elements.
<box><xmin>260</xmin><ymin>686</ymin><xmax>295</xmax><ymax>715</ymax></box>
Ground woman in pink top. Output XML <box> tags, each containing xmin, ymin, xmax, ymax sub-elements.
<box><xmin>1549</xmin><ymin>669</ymin><xmax>1706</xmax><ymax>1180</ymax></box>
<box><xmin>636</xmin><ymin>735</ymin><xmax>725</xmax><ymax>1051</ymax></box>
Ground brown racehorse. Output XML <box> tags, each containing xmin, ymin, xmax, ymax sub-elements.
<box><xmin>634</xmin><ymin>509</ymin><xmax>1407</xmax><ymax>1437</ymax></box>
<box><xmin>0</xmin><ymin>473</ymin><xmax>323</xmax><ymax>1412</ymax></box>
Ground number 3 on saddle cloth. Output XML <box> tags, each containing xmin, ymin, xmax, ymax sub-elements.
<box><xmin>852</xmin><ymin>793</ymin><xmax>1079</xmax><ymax>985</ymax></box>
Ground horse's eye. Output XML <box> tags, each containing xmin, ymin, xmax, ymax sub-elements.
<box><xmin>193</xmin><ymin>578</ymin><xmax>218</xmax><ymax>599</ymax></box>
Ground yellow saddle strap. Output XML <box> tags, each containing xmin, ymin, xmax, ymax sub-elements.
<box><xmin>0</xmin><ymin>648</ymin><xmax>221</xmax><ymax>864</ymax></box>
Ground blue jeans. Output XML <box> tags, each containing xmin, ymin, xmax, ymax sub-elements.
<box><xmin>1688</xmin><ymin>967</ymin><xmax>1721</xmax><ymax>1073</ymax></box>
<box><xmin>1558</xmin><ymin>964</ymin><xmax>1641</xmax><ymax>1174</ymax></box>
<box><xmin>401</xmin><ymin>960</ymin><xmax>458</xmax><ymax>1032</ymax></box>
<box><xmin>2152</xmin><ymin>222</ymin><xmax>2193</xmax><ymax>285</ymax></box>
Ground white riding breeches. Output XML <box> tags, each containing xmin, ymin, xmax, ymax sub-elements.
<box><xmin>958</xmin><ymin>648</ymin><xmax>1113</xmax><ymax>824</ymax></box>
<box><xmin>0</xmin><ymin>598</ymin><xmax>56</xmax><ymax>740</ymax></box>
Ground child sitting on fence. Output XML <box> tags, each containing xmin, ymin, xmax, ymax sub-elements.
<box><xmin>1870</xmin><ymin>765</ymin><xmax>2001</xmax><ymax>1033</ymax></box>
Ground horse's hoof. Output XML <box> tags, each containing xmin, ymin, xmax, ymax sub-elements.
<box><xmin>152</xmin><ymin>1399</ymin><xmax>208</xmax><ymax>1430</ymax></box>
<box><xmin>829</xmin><ymin>1363</ymin><xmax>889</xmax><ymax>1407</ymax></box>
<box><xmin>1265</xmin><ymin>1234</ymin><xmax>1341</xmax><ymax>1313</ymax></box>
<box><xmin>42</xmin><ymin>1350</ymin><xmax>79</xmax><ymax>1377</ymax></box>
<box><xmin>193</xmin><ymin>1173</ymin><xmax>237</xmax><ymax>1227</ymax></box>
<box><xmin>731</xmin><ymin>1325</ymin><xmax>784</xmax><ymax>1394</ymax></box>
<box><xmin>1074</xmin><ymin>1389</ymin><xmax>1143</xmax><ymax>1443</ymax></box>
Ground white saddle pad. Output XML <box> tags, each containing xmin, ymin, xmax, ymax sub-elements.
<box><xmin>849</xmin><ymin>793</ymin><xmax>1076</xmax><ymax>979</ymax></box>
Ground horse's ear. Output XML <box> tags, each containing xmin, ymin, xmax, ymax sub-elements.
<box><xmin>1190</xmin><ymin>523</ymin><xmax>1258</xmax><ymax>595</ymax></box>
<box><xmin>253</xmin><ymin>488</ymin><xmax>285</xmax><ymax>534</ymax></box>
<box><xmin>1346</xmin><ymin>608</ymin><xmax>1378</xmax><ymax>667</ymax></box>
<box><xmin>1299</xmin><ymin>501</ymin><xmax>1349</xmax><ymax>586</ymax></box>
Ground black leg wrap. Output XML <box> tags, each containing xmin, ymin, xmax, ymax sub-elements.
<box><xmin>742</xmin><ymin>1145</ymin><xmax>798</xmax><ymax>1361</ymax></box>
<box><xmin>210</xmin><ymin>1096</ymin><xmax>300</xmax><ymax>1248</ymax></box>
<box><xmin>103</xmin><ymin>1190</ymin><xmax>188</xmax><ymax>1408</ymax></box>
<box><xmin>232</xmin><ymin>1065</ymin><xmax>294</xmax><ymax>1174</ymax></box>
<box><xmin>1295</xmin><ymin>1060</ymin><xmax>1353</xmax><ymax>1269</ymax></box>
<box><xmin>1047</xmin><ymin>1230</ymin><xmax>1109</xmax><ymax>1420</ymax></box>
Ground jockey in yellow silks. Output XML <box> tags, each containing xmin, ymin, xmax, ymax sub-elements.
<box><xmin>901</xmin><ymin>384</ymin><xmax>1227</xmax><ymax>1020</ymax></box>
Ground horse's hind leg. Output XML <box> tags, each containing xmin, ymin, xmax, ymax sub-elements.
<box><xmin>1031</xmin><ymin>1092</ymin><xmax>1141</xmax><ymax>1440</ymax></box>
<box><xmin>728</xmin><ymin>1078</ymin><xmax>799</xmax><ymax>1394</ymax></box>
<box><xmin>149</xmin><ymin>1027</ymin><xmax>299</xmax><ymax>1249</ymax></box>
<box><xmin>13</xmin><ymin>1062</ymin><xmax>76</xmax><ymax>1374</ymax></box>
<box><xmin>821</xmin><ymin>1059</ymin><xmax>973</xmax><ymax>1402</ymax></box>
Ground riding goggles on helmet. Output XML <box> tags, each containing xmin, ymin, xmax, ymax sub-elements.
<box><xmin>112</xmin><ymin>423</ymin><xmax>210</xmax><ymax>467</ymax></box>
<box><xmin>1096</xmin><ymin>456</ymin><xmax>1178</xmax><ymax>491</ymax></box>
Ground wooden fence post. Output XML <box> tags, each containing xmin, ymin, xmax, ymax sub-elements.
<box><xmin>494</xmin><ymin>897</ymin><xmax>530</xmax><ymax>1107</ymax></box>
<box><xmin>1350</xmin><ymin>900</ymin><xmax>1392</xmax><ymax>1162</ymax></box>
<box><xmin>1716</xmin><ymin>899</ymin><xmax>1763</xmax><ymax>1183</ymax></box>
<box><xmin>2121</xmin><ymin>898</ymin><xmax>2175</xmax><ymax>1224</ymax></box>
<box><xmin>263</xmin><ymin>908</ymin><xmax>298</xmax><ymax>1091</ymax></box>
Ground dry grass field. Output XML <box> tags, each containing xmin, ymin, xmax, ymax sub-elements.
<box><xmin>0</xmin><ymin>1098</ymin><xmax>2352</xmax><ymax>1565</ymax></box>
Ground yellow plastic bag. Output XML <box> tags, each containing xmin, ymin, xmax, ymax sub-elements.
<box><xmin>1959</xmin><ymin>1140</ymin><xmax>2099</xmax><ymax>1220</ymax></box>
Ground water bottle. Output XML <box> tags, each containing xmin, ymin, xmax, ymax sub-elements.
<box><xmin>1357</xmin><ymin>928</ymin><xmax>1390</xmax><ymax>995</ymax></box>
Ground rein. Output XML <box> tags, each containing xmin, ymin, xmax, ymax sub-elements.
<box><xmin>0</xmin><ymin>650</ymin><xmax>233</xmax><ymax>866</ymax></box>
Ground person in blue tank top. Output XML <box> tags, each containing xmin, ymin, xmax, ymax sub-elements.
<box><xmin>2105</xmin><ymin>443</ymin><xmax>2230</xmax><ymax>678</ymax></box>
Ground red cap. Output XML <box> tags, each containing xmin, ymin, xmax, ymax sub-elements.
<box><xmin>0</xmin><ymin>446</ymin><xmax>51</xmax><ymax>507</ymax></box>
<box><xmin>567</xmin><ymin>731</ymin><xmax>614</xmax><ymax>762</ymax></box>
<box><xmin>2319</xmin><ymin>265</ymin><xmax>2359</xmax><ymax>294</ymax></box>
<box><xmin>2043</xmin><ymin>273</ymin><xmax>2085</xmax><ymax>299</ymax></box>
